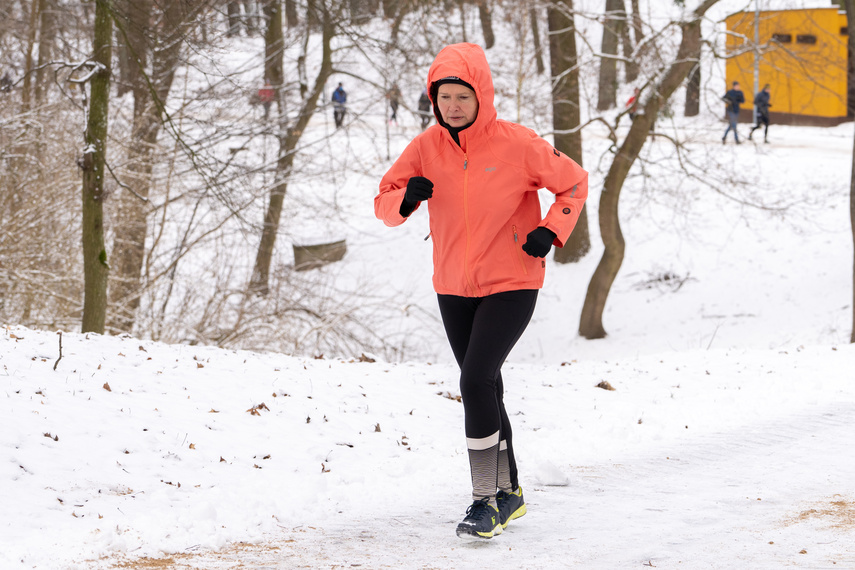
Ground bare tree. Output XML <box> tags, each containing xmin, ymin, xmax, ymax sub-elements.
<box><xmin>80</xmin><ymin>0</ymin><xmax>113</xmax><ymax>333</ymax></box>
<box><xmin>108</xmin><ymin>0</ymin><xmax>209</xmax><ymax>333</ymax></box>
<box><xmin>579</xmin><ymin>0</ymin><xmax>721</xmax><ymax>339</ymax></box>
<box><xmin>250</xmin><ymin>0</ymin><xmax>335</xmax><ymax>295</ymax></box>
<box><xmin>548</xmin><ymin>0</ymin><xmax>590</xmax><ymax>263</ymax></box>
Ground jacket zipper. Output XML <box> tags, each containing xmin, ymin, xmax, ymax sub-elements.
<box><xmin>512</xmin><ymin>225</ymin><xmax>529</xmax><ymax>275</ymax></box>
<box><xmin>462</xmin><ymin>151</ymin><xmax>478</xmax><ymax>296</ymax></box>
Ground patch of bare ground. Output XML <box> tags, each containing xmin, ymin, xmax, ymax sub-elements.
<box><xmin>784</xmin><ymin>495</ymin><xmax>855</xmax><ymax>530</ymax></box>
<box><xmin>105</xmin><ymin>542</ymin><xmax>286</xmax><ymax>569</ymax></box>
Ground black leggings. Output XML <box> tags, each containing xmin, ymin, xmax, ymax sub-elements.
<box><xmin>437</xmin><ymin>289</ymin><xmax>538</xmax><ymax>498</ymax></box>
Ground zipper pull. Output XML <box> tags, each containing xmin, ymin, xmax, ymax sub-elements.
<box><xmin>424</xmin><ymin>231</ymin><xmax>432</xmax><ymax>241</ymax></box>
<box><xmin>513</xmin><ymin>226</ymin><xmax>519</xmax><ymax>242</ymax></box>
<box><xmin>463</xmin><ymin>159</ymin><xmax>467</xmax><ymax>170</ymax></box>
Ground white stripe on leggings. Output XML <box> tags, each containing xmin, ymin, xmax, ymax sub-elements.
<box><xmin>466</xmin><ymin>430</ymin><xmax>500</xmax><ymax>451</ymax></box>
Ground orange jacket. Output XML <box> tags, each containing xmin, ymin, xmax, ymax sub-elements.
<box><xmin>375</xmin><ymin>43</ymin><xmax>588</xmax><ymax>297</ymax></box>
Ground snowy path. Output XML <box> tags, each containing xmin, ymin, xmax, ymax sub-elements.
<box><xmin>125</xmin><ymin>402</ymin><xmax>855</xmax><ymax>569</ymax></box>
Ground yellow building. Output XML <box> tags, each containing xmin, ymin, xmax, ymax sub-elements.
<box><xmin>725</xmin><ymin>7</ymin><xmax>849</xmax><ymax>125</ymax></box>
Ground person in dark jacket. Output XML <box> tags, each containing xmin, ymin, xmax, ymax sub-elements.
<box><xmin>748</xmin><ymin>84</ymin><xmax>772</xmax><ymax>143</ymax></box>
<box><xmin>387</xmin><ymin>83</ymin><xmax>401</xmax><ymax>125</ymax></box>
<box><xmin>417</xmin><ymin>88</ymin><xmax>432</xmax><ymax>130</ymax></box>
<box><xmin>722</xmin><ymin>81</ymin><xmax>744</xmax><ymax>144</ymax></box>
<box><xmin>332</xmin><ymin>82</ymin><xmax>347</xmax><ymax>128</ymax></box>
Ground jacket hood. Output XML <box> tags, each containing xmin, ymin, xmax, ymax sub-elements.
<box><xmin>427</xmin><ymin>43</ymin><xmax>496</xmax><ymax>139</ymax></box>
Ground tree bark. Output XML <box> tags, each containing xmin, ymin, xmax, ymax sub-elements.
<box><xmin>597</xmin><ymin>0</ymin><xmax>621</xmax><ymax>111</ymax></box>
<box><xmin>80</xmin><ymin>0</ymin><xmax>113</xmax><ymax>334</ymax></box>
<box><xmin>617</xmin><ymin>0</ymin><xmax>638</xmax><ymax>83</ymax></box>
<box><xmin>477</xmin><ymin>0</ymin><xmax>494</xmax><ymax>49</ymax></box>
<box><xmin>35</xmin><ymin>0</ymin><xmax>57</xmax><ymax>105</ymax></box>
<box><xmin>227</xmin><ymin>0</ymin><xmax>241</xmax><ymax>36</ymax></box>
<box><xmin>250</xmin><ymin>1</ymin><xmax>335</xmax><ymax>295</ymax></box>
<box><xmin>21</xmin><ymin>0</ymin><xmax>40</xmax><ymax>111</ymax></box>
<box><xmin>630</xmin><ymin>0</ymin><xmax>643</xmax><ymax>46</ymax></box>
<box><xmin>548</xmin><ymin>0</ymin><xmax>590</xmax><ymax>264</ymax></box>
<box><xmin>685</xmin><ymin>56</ymin><xmax>701</xmax><ymax>116</ymax></box>
<box><xmin>285</xmin><ymin>0</ymin><xmax>298</xmax><ymax>27</ymax></box>
<box><xmin>579</xmin><ymin>0</ymin><xmax>719</xmax><ymax>339</ymax></box>
<box><xmin>530</xmin><ymin>7</ymin><xmax>544</xmax><ymax>75</ymax></box>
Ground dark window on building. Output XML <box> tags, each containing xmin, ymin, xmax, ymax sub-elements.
<box><xmin>771</xmin><ymin>33</ymin><xmax>792</xmax><ymax>43</ymax></box>
<box><xmin>841</xmin><ymin>27</ymin><xmax>849</xmax><ymax>36</ymax></box>
<box><xmin>796</xmin><ymin>34</ymin><xmax>817</xmax><ymax>45</ymax></box>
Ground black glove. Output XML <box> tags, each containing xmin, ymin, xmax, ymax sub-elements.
<box><xmin>400</xmin><ymin>176</ymin><xmax>434</xmax><ymax>217</ymax></box>
<box><xmin>522</xmin><ymin>227</ymin><xmax>557</xmax><ymax>258</ymax></box>
<box><xmin>404</xmin><ymin>176</ymin><xmax>433</xmax><ymax>204</ymax></box>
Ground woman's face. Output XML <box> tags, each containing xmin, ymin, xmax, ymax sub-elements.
<box><xmin>436</xmin><ymin>83</ymin><xmax>478</xmax><ymax>127</ymax></box>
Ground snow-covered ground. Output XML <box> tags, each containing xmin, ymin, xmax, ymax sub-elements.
<box><xmin>2</xmin><ymin>323</ymin><xmax>854</xmax><ymax>569</ymax></box>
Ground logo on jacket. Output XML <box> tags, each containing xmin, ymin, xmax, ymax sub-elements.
<box><xmin>553</xmin><ymin>149</ymin><xmax>561</xmax><ymax>157</ymax></box>
<box><xmin>485</xmin><ymin>167</ymin><xmax>496</xmax><ymax>172</ymax></box>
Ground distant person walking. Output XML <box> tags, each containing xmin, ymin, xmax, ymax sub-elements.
<box><xmin>748</xmin><ymin>84</ymin><xmax>772</xmax><ymax>143</ymax></box>
<box><xmin>418</xmin><ymin>88</ymin><xmax>432</xmax><ymax>130</ymax></box>
<box><xmin>721</xmin><ymin>81</ymin><xmax>744</xmax><ymax>144</ymax></box>
<box><xmin>388</xmin><ymin>83</ymin><xmax>401</xmax><ymax>125</ymax></box>
<box><xmin>332</xmin><ymin>82</ymin><xmax>347</xmax><ymax>128</ymax></box>
<box><xmin>0</xmin><ymin>71</ymin><xmax>12</xmax><ymax>93</ymax></box>
<box><xmin>258</xmin><ymin>81</ymin><xmax>274</xmax><ymax>120</ymax></box>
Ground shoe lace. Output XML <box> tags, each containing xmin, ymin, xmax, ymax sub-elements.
<box><xmin>465</xmin><ymin>499</ymin><xmax>491</xmax><ymax>520</ymax></box>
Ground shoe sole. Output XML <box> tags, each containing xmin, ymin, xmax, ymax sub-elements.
<box><xmin>456</xmin><ymin>522</ymin><xmax>503</xmax><ymax>540</ymax></box>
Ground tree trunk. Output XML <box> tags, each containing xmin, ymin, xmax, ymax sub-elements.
<box><xmin>630</xmin><ymin>0</ymin><xmax>643</xmax><ymax>46</ymax></box>
<box><xmin>21</xmin><ymin>0</ymin><xmax>40</xmax><ymax>111</ymax></box>
<box><xmin>685</xmin><ymin>57</ymin><xmax>701</xmax><ymax>116</ymax></box>
<box><xmin>851</xmin><ymin>113</ymin><xmax>855</xmax><ymax>343</ymax></box>
<box><xmin>843</xmin><ymin>0</ymin><xmax>855</xmax><ymax>341</ymax></box>
<box><xmin>35</xmin><ymin>0</ymin><xmax>57</xmax><ymax>105</ymax></box>
<box><xmin>80</xmin><ymin>0</ymin><xmax>113</xmax><ymax>334</ymax></box>
<box><xmin>579</xmin><ymin>0</ymin><xmax>719</xmax><ymax>339</ymax></box>
<box><xmin>250</xmin><ymin>1</ymin><xmax>335</xmax><ymax>295</ymax></box>
<box><xmin>617</xmin><ymin>0</ymin><xmax>637</xmax><ymax>83</ymax></box>
<box><xmin>109</xmin><ymin>0</ymin><xmax>190</xmax><ymax>333</ymax></box>
<box><xmin>530</xmin><ymin>7</ymin><xmax>544</xmax><ymax>75</ymax></box>
<box><xmin>477</xmin><ymin>0</ymin><xmax>494</xmax><ymax>49</ymax></box>
<box><xmin>349</xmin><ymin>0</ymin><xmax>375</xmax><ymax>24</ymax></box>
<box><xmin>227</xmin><ymin>1</ymin><xmax>241</xmax><ymax>36</ymax></box>
<box><xmin>842</xmin><ymin>0</ymin><xmax>855</xmax><ymax>118</ymax></box>
<box><xmin>285</xmin><ymin>0</ymin><xmax>298</xmax><ymax>27</ymax></box>
<box><xmin>382</xmin><ymin>0</ymin><xmax>398</xmax><ymax>19</ymax></box>
<box><xmin>597</xmin><ymin>0</ymin><xmax>621</xmax><ymax>111</ymax></box>
<box><xmin>548</xmin><ymin>0</ymin><xmax>590</xmax><ymax>264</ymax></box>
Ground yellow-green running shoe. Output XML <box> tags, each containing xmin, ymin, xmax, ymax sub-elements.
<box><xmin>456</xmin><ymin>498</ymin><xmax>502</xmax><ymax>539</ymax></box>
<box><xmin>496</xmin><ymin>486</ymin><xmax>526</xmax><ymax>529</ymax></box>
